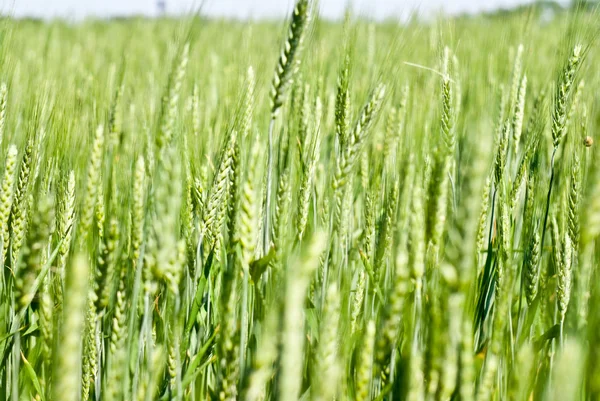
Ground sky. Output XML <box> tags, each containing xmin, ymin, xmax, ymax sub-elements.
<box><xmin>1</xmin><ymin>0</ymin><xmax>571</xmax><ymax>20</ymax></box>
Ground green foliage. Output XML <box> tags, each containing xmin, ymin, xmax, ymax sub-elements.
<box><xmin>0</xmin><ymin>5</ymin><xmax>598</xmax><ymax>401</ymax></box>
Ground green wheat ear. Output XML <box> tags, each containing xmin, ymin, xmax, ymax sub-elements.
<box><xmin>0</xmin><ymin>145</ymin><xmax>18</xmax><ymax>263</ymax></box>
<box><xmin>14</xmin><ymin>193</ymin><xmax>54</xmax><ymax>310</ymax></box>
<box><xmin>355</xmin><ymin>320</ymin><xmax>376</xmax><ymax>401</ymax></box>
<box><xmin>78</xmin><ymin>124</ymin><xmax>105</xmax><ymax>244</ymax></box>
<box><xmin>9</xmin><ymin>137</ymin><xmax>34</xmax><ymax>264</ymax></box>
<box><xmin>57</xmin><ymin>170</ymin><xmax>76</xmax><ymax>276</ymax></box>
<box><xmin>312</xmin><ymin>284</ymin><xmax>341</xmax><ymax>401</ymax></box>
<box><xmin>53</xmin><ymin>254</ymin><xmax>90</xmax><ymax>401</ymax></box>
<box><xmin>552</xmin><ymin>44</ymin><xmax>583</xmax><ymax>148</ymax></box>
<box><xmin>335</xmin><ymin>40</ymin><xmax>352</xmax><ymax>149</ymax></box>
<box><xmin>157</xmin><ymin>42</ymin><xmax>190</xmax><ymax>151</ymax></box>
<box><xmin>270</xmin><ymin>0</ymin><xmax>312</xmax><ymax>118</ymax></box>
<box><xmin>131</xmin><ymin>156</ymin><xmax>146</xmax><ymax>266</ymax></box>
<box><xmin>278</xmin><ymin>231</ymin><xmax>326</xmax><ymax>401</ymax></box>
<box><xmin>332</xmin><ymin>83</ymin><xmax>386</xmax><ymax>232</ymax></box>
<box><xmin>264</xmin><ymin>0</ymin><xmax>313</xmax><ymax>255</ymax></box>
<box><xmin>0</xmin><ymin>83</ymin><xmax>8</xmax><ymax>148</ymax></box>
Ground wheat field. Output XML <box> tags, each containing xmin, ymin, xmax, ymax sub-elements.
<box><xmin>0</xmin><ymin>2</ymin><xmax>599</xmax><ymax>400</ymax></box>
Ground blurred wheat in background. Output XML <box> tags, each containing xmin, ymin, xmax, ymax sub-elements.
<box><xmin>0</xmin><ymin>1</ymin><xmax>599</xmax><ymax>400</ymax></box>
